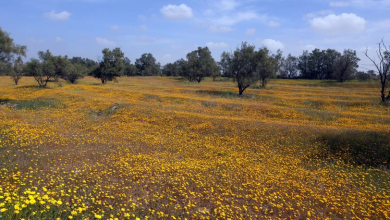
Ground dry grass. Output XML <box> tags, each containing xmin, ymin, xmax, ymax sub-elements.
<box><xmin>0</xmin><ymin>76</ymin><xmax>389</xmax><ymax>220</ymax></box>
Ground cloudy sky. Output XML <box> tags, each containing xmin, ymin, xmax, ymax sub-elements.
<box><xmin>1</xmin><ymin>0</ymin><xmax>390</xmax><ymax>70</ymax></box>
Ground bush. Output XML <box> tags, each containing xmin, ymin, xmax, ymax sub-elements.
<box><xmin>356</xmin><ymin>71</ymin><xmax>372</xmax><ymax>82</ymax></box>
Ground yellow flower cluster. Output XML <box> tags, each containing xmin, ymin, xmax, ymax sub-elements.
<box><xmin>0</xmin><ymin>76</ymin><xmax>389</xmax><ymax>219</ymax></box>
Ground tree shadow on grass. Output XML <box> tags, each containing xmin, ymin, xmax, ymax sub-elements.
<box><xmin>315</xmin><ymin>129</ymin><xmax>390</xmax><ymax>168</ymax></box>
<box><xmin>0</xmin><ymin>99</ymin><xmax>11</xmax><ymax>103</ymax></box>
<box><xmin>196</xmin><ymin>90</ymin><xmax>258</xmax><ymax>99</ymax></box>
<box><xmin>16</xmin><ymin>85</ymin><xmax>51</xmax><ymax>89</ymax></box>
<box><xmin>0</xmin><ymin>98</ymin><xmax>60</xmax><ymax>110</ymax></box>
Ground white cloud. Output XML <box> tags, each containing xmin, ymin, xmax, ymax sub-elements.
<box><xmin>160</xmin><ymin>4</ymin><xmax>194</xmax><ymax>20</ymax></box>
<box><xmin>330</xmin><ymin>1</ymin><xmax>349</xmax><ymax>7</ymax></box>
<box><xmin>310</xmin><ymin>13</ymin><xmax>366</xmax><ymax>35</ymax></box>
<box><xmin>27</xmin><ymin>38</ymin><xmax>45</xmax><ymax>44</ymax></box>
<box><xmin>206</xmin><ymin>42</ymin><xmax>229</xmax><ymax>49</ymax></box>
<box><xmin>208</xmin><ymin>25</ymin><xmax>235</xmax><ymax>32</ymax></box>
<box><xmin>96</xmin><ymin>37</ymin><xmax>115</xmax><ymax>47</ymax></box>
<box><xmin>216</xmin><ymin>0</ymin><xmax>240</xmax><ymax>11</ymax></box>
<box><xmin>305</xmin><ymin>10</ymin><xmax>334</xmax><ymax>18</ymax></box>
<box><xmin>267</xmin><ymin>21</ymin><xmax>280</xmax><ymax>27</ymax></box>
<box><xmin>246</xmin><ymin>28</ymin><xmax>256</xmax><ymax>36</ymax></box>
<box><xmin>55</xmin><ymin>37</ymin><xmax>63</xmax><ymax>42</ymax></box>
<box><xmin>213</xmin><ymin>11</ymin><xmax>265</xmax><ymax>26</ymax></box>
<box><xmin>138</xmin><ymin>15</ymin><xmax>146</xmax><ymax>20</ymax></box>
<box><xmin>139</xmin><ymin>25</ymin><xmax>148</xmax><ymax>31</ymax></box>
<box><xmin>261</xmin><ymin>39</ymin><xmax>285</xmax><ymax>52</ymax></box>
<box><xmin>110</xmin><ymin>25</ymin><xmax>119</xmax><ymax>32</ymax></box>
<box><xmin>43</xmin><ymin>10</ymin><xmax>71</xmax><ymax>21</ymax></box>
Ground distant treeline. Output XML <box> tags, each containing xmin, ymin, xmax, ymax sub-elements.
<box><xmin>1</xmin><ymin>27</ymin><xmax>388</xmax><ymax>99</ymax></box>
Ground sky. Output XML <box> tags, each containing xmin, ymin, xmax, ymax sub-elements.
<box><xmin>1</xmin><ymin>0</ymin><xmax>390</xmax><ymax>71</ymax></box>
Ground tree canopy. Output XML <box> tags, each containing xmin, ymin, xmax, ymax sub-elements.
<box><xmin>185</xmin><ymin>47</ymin><xmax>219</xmax><ymax>83</ymax></box>
<box><xmin>92</xmin><ymin>48</ymin><xmax>125</xmax><ymax>84</ymax></box>
<box><xmin>0</xmin><ymin>28</ymin><xmax>27</xmax><ymax>75</ymax></box>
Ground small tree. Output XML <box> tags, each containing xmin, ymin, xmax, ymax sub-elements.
<box><xmin>272</xmin><ymin>49</ymin><xmax>284</xmax><ymax>78</ymax></box>
<box><xmin>66</xmin><ymin>63</ymin><xmax>87</xmax><ymax>84</ymax></box>
<box><xmin>135</xmin><ymin>53</ymin><xmax>160</xmax><ymax>76</ymax></box>
<box><xmin>364</xmin><ymin>40</ymin><xmax>390</xmax><ymax>102</ymax></box>
<box><xmin>333</xmin><ymin>49</ymin><xmax>360</xmax><ymax>82</ymax></box>
<box><xmin>9</xmin><ymin>56</ymin><xmax>24</xmax><ymax>85</ymax></box>
<box><xmin>93</xmin><ymin>48</ymin><xmax>125</xmax><ymax>84</ymax></box>
<box><xmin>281</xmin><ymin>54</ymin><xmax>298</xmax><ymax>79</ymax></box>
<box><xmin>0</xmin><ymin>28</ymin><xmax>27</xmax><ymax>76</ymax></box>
<box><xmin>224</xmin><ymin>42</ymin><xmax>258</xmax><ymax>95</ymax></box>
<box><xmin>219</xmin><ymin>51</ymin><xmax>230</xmax><ymax>77</ymax></box>
<box><xmin>24</xmin><ymin>50</ymin><xmax>55</xmax><ymax>87</ymax></box>
<box><xmin>356</xmin><ymin>71</ymin><xmax>372</xmax><ymax>82</ymax></box>
<box><xmin>124</xmin><ymin>64</ymin><xmax>139</xmax><ymax>76</ymax></box>
<box><xmin>185</xmin><ymin>47</ymin><xmax>219</xmax><ymax>83</ymax></box>
<box><xmin>257</xmin><ymin>47</ymin><xmax>277</xmax><ymax>87</ymax></box>
<box><xmin>25</xmin><ymin>58</ymin><xmax>46</xmax><ymax>87</ymax></box>
<box><xmin>52</xmin><ymin>55</ymin><xmax>69</xmax><ymax>80</ymax></box>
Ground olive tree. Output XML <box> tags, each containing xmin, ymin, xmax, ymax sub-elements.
<box><xmin>93</xmin><ymin>48</ymin><xmax>125</xmax><ymax>84</ymax></box>
<box><xmin>65</xmin><ymin>63</ymin><xmax>87</xmax><ymax>84</ymax></box>
<box><xmin>135</xmin><ymin>53</ymin><xmax>160</xmax><ymax>76</ymax></box>
<box><xmin>333</xmin><ymin>49</ymin><xmax>360</xmax><ymax>82</ymax></box>
<box><xmin>185</xmin><ymin>47</ymin><xmax>219</xmax><ymax>83</ymax></box>
<box><xmin>0</xmin><ymin>28</ymin><xmax>27</xmax><ymax>76</ymax></box>
<box><xmin>281</xmin><ymin>54</ymin><xmax>298</xmax><ymax>79</ymax></box>
<box><xmin>9</xmin><ymin>56</ymin><xmax>24</xmax><ymax>85</ymax></box>
<box><xmin>257</xmin><ymin>47</ymin><xmax>277</xmax><ymax>88</ymax></box>
<box><xmin>0</xmin><ymin>28</ymin><xmax>27</xmax><ymax>87</ymax></box>
<box><xmin>223</xmin><ymin>42</ymin><xmax>258</xmax><ymax>95</ymax></box>
<box><xmin>24</xmin><ymin>50</ymin><xmax>56</xmax><ymax>87</ymax></box>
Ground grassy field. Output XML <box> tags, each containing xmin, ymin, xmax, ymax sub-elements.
<box><xmin>0</xmin><ymin>76</ymin><xmax>389</xmax><ymax>220</ymax></box>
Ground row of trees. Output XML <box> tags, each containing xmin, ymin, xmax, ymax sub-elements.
<box><xmin>162</xmin><ymin>46</ymin><xmax>363</xmax><ymax>84</ymax></box>
<box><xmin>1</xmin><ymin>27</ymin><xmax>390</xmax><ymax>102</ymax></box>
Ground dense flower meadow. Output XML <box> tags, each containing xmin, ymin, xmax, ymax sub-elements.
<box><xmin>0</xmin><ymin>77</ymin><xmax>389</xmax><ymax>219</ymax></box>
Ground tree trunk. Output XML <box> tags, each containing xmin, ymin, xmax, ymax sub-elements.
<box><xmin>381</xmin><ymin>80</ymin><xmax>387</xmax><ymax>102</ymax></box>
<box><xmin>261</xmin><ymin>78</ymin><xmax>267</xmax><ymax>87</ymax></box>
<box><xmin>238</xmin><ymin>86</ymin><xmax>243</xmax><ymax>95</ymax></box>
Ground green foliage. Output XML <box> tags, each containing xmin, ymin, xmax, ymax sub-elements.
<box><xmin>8</xmin><ymin>56</ymin><xmax>24</xmax><ymax>85</ymax></box>
<box><xmin>356</xmin><ymin>71</ymin><xmax>372</xmax><ymax>82</ymax></box>
<box><xmin>0</xmin><ymin>27</ymin><xmax>27</xmax><ymax>76</ymax></box>
<box><xmin>223</xmin><ymin>42</ymin><xmax>258</xmax><ymax>95</ymax></box>
<box><xmin>0</xmin><ymin>98</ymin><xmax>60</xmax><ymax>110</ymax></box>
<box><xmin>257</xmin><ymin>47</ymin><xmax>277</xmax><ymax>87</ymax></box>
<box><xmin>298</xmin><ymin>48</ymin><xmax>342</xmax><ymax>80</ymax></box>
<box><xmin>24</xmin><ymin>50</ymin><xmax>56</xmax><ymax>87</ymax></box>
<box><xmin>92</xmin><ymin>48</ymin><xmax>125</xmax><ymax>84</ymax></box>
<box><xmin>333</xmin><ymin>49</ymin><xmax>360</xmax><ymax>82</ymax></box>
<box><xmin>124</xmin><ymin>64</ymin><xmax>138</xmax><ymax>76</ymax></box>
<box><xmin>52</xmin><ymin>55</ymin><xmax>69</xmax><ymax>80</ymax></box>
<box><xmin>185</xmin><ymin>47</ymin><xmax>219</xmax><ymax>83</ymax></box>
<box><xmin>65</xmin><ymin>63</ymin><xmax>87</xmax><ymax>84</ymax></box>
<box><xmin>135</xmin><ymin>53</ymin><xmax>160</xmax><ymax>76</ymax></box>
<box><xmin>280</xmin><ymin>54</ymin><xmax>298</xmax><ymax>79</ymax></box>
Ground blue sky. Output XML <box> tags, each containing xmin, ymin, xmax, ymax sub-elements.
<box><xmin>1</xmin><ymin>0</ymin><xmax>390</xmax><ymax>70</ymax></box>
